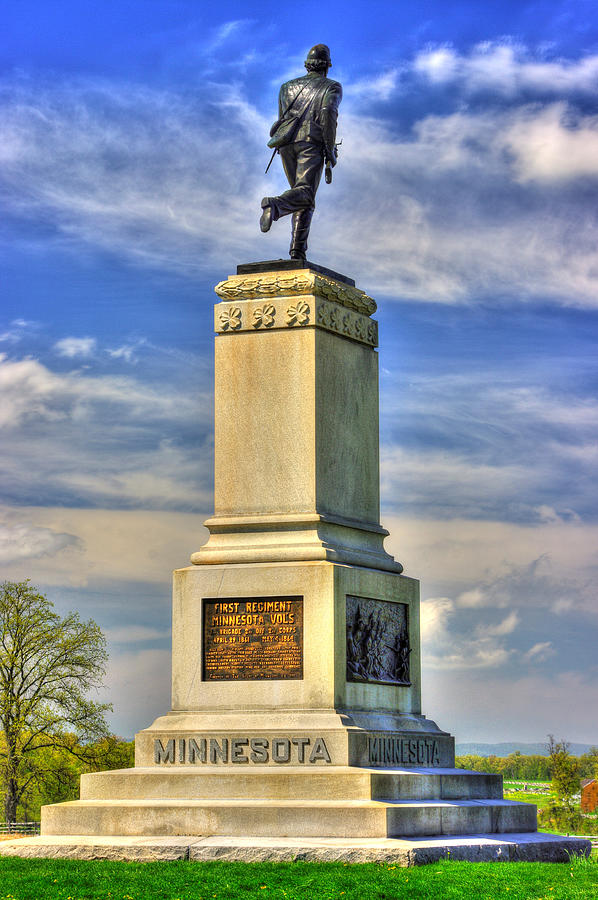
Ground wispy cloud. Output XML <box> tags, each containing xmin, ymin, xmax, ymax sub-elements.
<box><xmin>420</xmin><ymin>596</ymin><xmax>514</xmax><ymax>669</ymax></box>
<box><xmin>413</xmin><ymin>43</ymin><xmax>598</xmax><ymax>97</ymax></box>
<box><xmin>0</xmin><ymin>516</ymin><xmax>82</xmax><ymax>564</ymax></box>
<box><xmin>105</xmin><ymin>625</ymin><xmax>168</xmax><ymax>643</ymax></box>
<box><xmin>0</xmin><ymin>352</ymin><xmax>212</xmax><ymax>510</ymax></box>
<box><xmin>0</xmin><ymin>320</ymin><xmax>39</xmax><ymax>344</ymax></box>
<box><xmin>423</xmin><ymin>667</ymin><xmax>598</xmax><ymax>744</ymax></box>
<box><xmin>380</xmin><ymin>373</ymin><xmax>598</xmax><ymax>524</ymax></box>
<box><xmin>504</xmin><ymin>102</ymin><xmax>598</xmax><ymax>181</ymax></box>
<box><xmin>524</xmin><ymin>642</ymin><xmax>555</xmax><ymax>663</ymax></box>
<box><xmin>2</xmin><ymin>58</ymin><xmax>598</xmax><ymax>305</ymax></box>
<box><xmin>54</xmin><ymin>336</ymin><xmax>97</xmax><ymax>358</ymax></box>
<box><xmin>106</xmin><ymin>339</ymin><xmax>147</xmax><ymax>364</ymax></box>
<box><xmin>453</xmin><ymin>555</ymin><xmax>595</xmax><ymax>618</ymax></box>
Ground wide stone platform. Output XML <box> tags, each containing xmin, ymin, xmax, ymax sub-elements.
<box><xmin>0</xmin><ymin>833</ymin><xmax>589</xmax><ymax>865</ymax></box>
<box><xmin>42</xmin><ymin>765</ymin><xmax>536</xmax><ymax>839</ymax></box>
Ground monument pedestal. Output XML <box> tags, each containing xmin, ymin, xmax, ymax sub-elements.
<box><xmin>34</xmin><ymin>263</ymin><xmax>589</xmax><ymax>863</ymax></box>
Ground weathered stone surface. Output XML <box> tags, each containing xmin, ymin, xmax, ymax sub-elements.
<box><xmin>0</xmin><ymin>835</ymin><xmax>192</xmax><ymax>861</ymax></box>
<box><xmin>215</xmin><ymin>268</ymin><xmax>373</xmax><ymax>313</ymax></box>
<box><xmin>41</xmin><ymin>796</ymin><xmax>538</xmax><ymax>839</ymax></box>
<box><xmin>80</xmin><ymin>766</ymin><xmax>501</xmax><ymax>803</ymax></box>
<box><xmin>137</xmin><ymin>560</ymin><xmax>427</xmax><ymax>767</ymax></box>
<box><xmin>0</xmin><ymin>833</ymin><xmax>589</xmax><ymax>865</ymax></box>
<box><xmin>192</xmin><ymin>268</ymin><xmax>398</xmax><ymax>572</ymax></box>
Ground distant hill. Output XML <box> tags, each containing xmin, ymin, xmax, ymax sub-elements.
<box><xmin>456</xmin><ymin>742</ymin><xmax>597</xmax><ymax>758</ymax></box>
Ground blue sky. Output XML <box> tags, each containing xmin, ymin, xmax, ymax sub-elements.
<box><xmin>1</xmin><ymin>0</ymin><xmax>598</xmax><ymax>744</ymax></box>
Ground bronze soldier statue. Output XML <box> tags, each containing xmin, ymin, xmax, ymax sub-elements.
<box><xmin>260</xmin><ymin>44</ymin><xmax>342</xmax><ymax>260</ymax></box>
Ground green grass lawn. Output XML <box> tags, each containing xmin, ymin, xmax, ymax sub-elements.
<box><xmin>504</xmin><ymin>790</ymin><xmax>551</xmax><ymax>807</ymax></box>
<box><xmin>0</xmin><ymin>856</ymin><xmax>597</xmax><ymax>900</ymax></box>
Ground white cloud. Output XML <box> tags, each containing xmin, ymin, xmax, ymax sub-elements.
<box><xmin>457</xmin><ymin>588</ymin><xmax>486</xmax><ymax>609</ymax></box>
<box><xmin>385</xmin><ymin>515</ymin><xmax>598</xmax><ymax>619</ymax></box>
<box><xmin>325</xmin><ymin>107</ymin><xmax>598</xmax><ymax>304</ymax></box>
<box><xmin>484</xmin><ymin>611</ymin><xmax>520</xmax><ymax>637</ymax></box>
<box><xmin>379</xmin><ymin>374</ymin><xmax>598</xmax><ymax>523</ymax></box>
<box><xmin>0</xmin><ymin>354</ymin><xmax>212</xmax><ymax>510</ymax></box>
<box><xmin>351</xmin><ymin>69</ymin><xmax>401</xmax><ymax>101</ymax></box>
<box><xmin>381</xmin><ymin>445</ymin><xmax>532</xmax><ymax>519</ymax></box>
<box><xmin>420</xmin><ymin>597</ymin><xmax>514</xmax><ymax>670</ymax></box>
<box><xmin>3</xmin><ymin>70</ymin><xmax>598</xmax><ymax>306</ymax></box>
<box><xmin>420</xmin><ymin>596</ymin><xmax>453</xmax><ymax>640</ymax></box>
<box><xmin>524</xmin><ymin>642</ymin><xmax>555</xmax><ymax>663</ymax></box>
<box><xmin>504</xmin><ymin>103</ymin><xmax>598</xmax><ymax>181</ymax></box>
<box><xmin>0</xmin><ymin>319</ymin><xmax>38</xmax><ymax>344</ymax></box>
<box><xmin>414</xmin><ymin>47</ymin><xmax>459</xmax><ymax>84</ymax></box>
<box><xmin>0</xmin><ymin>517</ymin><xmax>82</xmax><ymax>565</ymax></box>
<box><xmin>209</xmin><ymin>19</ymin><xmax>252</xmax><ymax>51</ymax></box>
<box><xmin>414</xmin><ymin>43</ymin><xmax>598</xmax><ymax>96</ymax></box>
<box><xmin>0</xmin><ymin>505</ymin><xmax>207</xmax><ymax>588</ymax></box>
<box><xmin>423</xmin><ymin>668</ymin><xmax>598</xmax><ymax>744</ymax></box>
<box><xmin>106</xmin><ymin>339</ymin><xmax>147</xmax><ymax>363</ymax></box>
<box><xmin>54</xmin><ymin>336</ymin><xmax>97</xmax><ymax>358</ymax></box>
<box><xmin>106</xmin><ymin>625</ymin><xmax>168</xmax><ymax>643</ymax></box>
<box><xmin>0</xmin><ymin>75</ymin><xmax>270</xmax><ymax>276</ymax></box>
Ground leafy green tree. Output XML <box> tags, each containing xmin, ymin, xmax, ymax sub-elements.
<box><xmin>0</xmin><ymin>581</ymin><xmax>111</xmax><ymax>822</ymax></box>
<box><xmin>15</xmin><ymin>735</ymin><xmax>135</xmax><ymax>821</ymax></box>
<box><xmin>547</xmin><ymin>735</ymin><xmax>580</xmax><ymax>810</ymax></box>
<box><xmin>578</xmin><ymin>747</ymin><xmax>598</xmax><ymax>780</ymax></box>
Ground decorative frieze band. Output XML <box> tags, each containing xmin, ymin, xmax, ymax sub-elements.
<box><xmin>214</xmin><ymin>271</ymin><xmax>376</xmax><ymax>316</ymax></box>
<box><xmin>214</xmin><ymin>296</ymin><xmax>378</xmax><ymax>347</ymax></box>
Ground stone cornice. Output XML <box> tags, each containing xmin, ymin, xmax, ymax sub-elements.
<box><xmin>214</xmin><ymin>270</ymin><xmax>376</xmax><ymax>316</ymax></box>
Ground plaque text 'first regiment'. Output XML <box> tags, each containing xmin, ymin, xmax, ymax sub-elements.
<box><xmin>203</xmin><ymin>596</ymin><xmax>303</xmax><ymax>681</ymax></box>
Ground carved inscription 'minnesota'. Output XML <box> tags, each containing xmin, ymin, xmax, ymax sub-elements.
<box><xmin>154</xmin><ymin>736</ymin><xmax>331</xmax><ymax>765</ymax></box>
<box><xmin>369</xmin><ymin>736</ymin><xmax>440</xmax><ymax>766</ymax></box>
<box><xmin>203</xmin><ymin>596</ymin><xmax>303</xmax><ymax>681</ymax></box>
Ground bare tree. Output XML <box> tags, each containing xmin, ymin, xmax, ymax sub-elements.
<box><xmin>0</xmin><ymin>581</ymin><xmax>111</xmax><ymax>822</ymax></box>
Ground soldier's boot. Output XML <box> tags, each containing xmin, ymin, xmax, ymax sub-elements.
<box><xmin>289</xmin><ymin>208</ymin><xmax>314</xmax><ymax>260</ymax></box>
<box><xmin>260</xmin><ymin>197</ymin><xmax>279</xmax><ymax>233</ymax></box>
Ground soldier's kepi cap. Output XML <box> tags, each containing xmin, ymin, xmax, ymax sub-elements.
<box><xmin>305</xmin><ymin>44</ymin><xmax>332</xmax><ymax>66</ymax></box>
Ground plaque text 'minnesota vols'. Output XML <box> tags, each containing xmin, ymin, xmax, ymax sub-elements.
<box><xmin>203</xmin><ymin>596</ymin><xmax>303</xmax><ymax>681</ymax></box>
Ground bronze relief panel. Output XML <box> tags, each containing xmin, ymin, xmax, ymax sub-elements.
<box><xmin>346</xmin><ymin>595</ymin><xmax>410</xmax><ymax>686</ymax></box>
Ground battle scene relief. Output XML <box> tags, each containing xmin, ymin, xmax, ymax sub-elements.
<box><xmin>346</xmin><ymin>595</ymin><xmax>411</xmax><ymax>686</ymax></box>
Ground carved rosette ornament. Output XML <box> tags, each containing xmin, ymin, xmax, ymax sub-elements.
<box><xmin>213</xmin><ymin>269</ymin><xmax>378</xmax><ymax>347</ymax></box>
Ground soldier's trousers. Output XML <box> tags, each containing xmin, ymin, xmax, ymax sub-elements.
<box><xmin>271</xmin><ymin>141</ymin><xmax>324</xmax><ymax>256</ymax></box>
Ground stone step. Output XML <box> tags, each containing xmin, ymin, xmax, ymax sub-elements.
<box><xmin>81</xmin><ymin>767</ymin><xmax>372</xmax><ymax>801</ymax></box>
<box><xmin>42</xmin><ymin>797</ymin><xmax>536</xmax><ymax>839</ymax></box>
<box><xmin>371</xmin><ymin>770</ymin><xmax>502</xmax><ymax>801</ymax></box>
<box><xmin>80</xmin><ymin>766</ymin><xmax>503</xmax><ymax>802</ymax></box>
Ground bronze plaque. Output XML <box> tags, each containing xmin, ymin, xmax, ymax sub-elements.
<box><xmin>203</xmin><ymin>596</ymin><xmax>303</xmax><ymax>681</ymax></box>
<box><xmin>346</xmin><ymin>595</ymin><xmax>410</xmax><ymax>686</ymax></box>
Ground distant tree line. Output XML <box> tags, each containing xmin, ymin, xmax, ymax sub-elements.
<box><xmin>456</xmin><ymin>745</ymin><xmax>598</xmax><ymax>783</ymax></box>
<box><xmin>458</xmin><ymin>736</ymin><xmax>598</xmax><ymax>835</ymax></box>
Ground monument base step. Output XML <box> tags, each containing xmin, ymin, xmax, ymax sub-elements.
<box><xmin>80</xmin><ymin>765</ymin><xmax>503</xmax><ymax>802</ymax></box>
<box><xmin>0</xmin><ymin>833</ymin><xmax>590</xmax><ymax>864</ymax></box>
<box><xmin>41</xmin><ymin>797</ymin><xmax>537</xmax><ymax>838</ymax></box>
